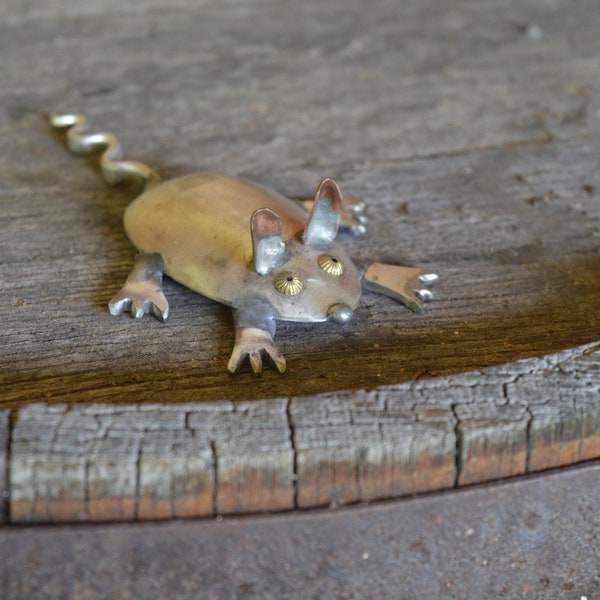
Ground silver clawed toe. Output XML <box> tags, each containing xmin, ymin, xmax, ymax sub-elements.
<box><xmin>109</xmin><ymin>253</ymin><xmax>169</xmax><ymax>322</ymax></box>
<box><xmin>363</xmin><ymin>263</ymin><xmax>438</xmax><ymax>313</ymax></box>
<box><xmin>227</xmin><ymin>327</ymin><xmax>287</xmax><ymax>375</ymax></box>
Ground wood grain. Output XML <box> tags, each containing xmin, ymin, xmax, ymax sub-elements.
<box><xmin>8</xmin><ymin>343</ymin><xmax>600</xmax><ymax>521</ymax></box>
<box><xmin>290</xmin><ymin>392</ymin><xmax>456</xmax><ymax>508</ymax></box>
<box><xmin>2</xmin><ymin>0</ymin><xmax>600</xmax><ymax>520</ymax></box>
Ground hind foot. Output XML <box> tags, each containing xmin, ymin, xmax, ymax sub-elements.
<box><xmin>109</xmin><ymin>253</ymin><xmax>169</xmax><ymax>321</ymax></box>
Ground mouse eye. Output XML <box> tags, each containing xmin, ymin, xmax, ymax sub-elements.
<box><xmin>274</xmin><ymin>272</ymin><xmax>303</xmax><ymax>295</ymax></box>
<box><xmin>318</xmin><ymin>255</ymin><xmax>343</xmax><ymax>277</ymax></box>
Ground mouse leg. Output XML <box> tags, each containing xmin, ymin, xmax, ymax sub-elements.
<box><xmin>227</xmin><ymin>301</ymin><xmax>286</xmax><ymax>375</ymax></box>
<box><xmin>109</xmin><ymin>252</ymin><xmax>169</xmax><ymax>321</ymax></box>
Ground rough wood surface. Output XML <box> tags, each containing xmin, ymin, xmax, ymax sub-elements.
<box><xmin>8</xmin><ymin>342</ymin><xmax>600</xmax><ymax>521</ymax></box>
<box><xmin>2</xmin><ymin>0</ymin><xmax>600</xmax><ymax>520</ymax></box>
<box><xmin>2</xmin><ymin>464</ymin><xmax>600</xmax><ymax>599</ymax></box>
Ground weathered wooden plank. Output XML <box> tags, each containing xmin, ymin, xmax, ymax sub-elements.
<box><xmin>10</xmin><ymin>400</ymin><xmax>292</xmax><ymax>522</ymax></box>
<box><xmin>505</xmin><ymin>350</ymin><xmax>600</xmax><ymax>472</ymax></box>
<box><xmin>4</xmin><ymin>135</ymin><xmax>600</xmax><ymax>406</ymax></box>
<box><xmin>455</xmin><ymin>403</ymin><xmax>530</xmax><ymax>486</ymax></box>
<box><xmin>11</xmin><ymin>405</ymin><xmax>84</xmax><ymax>522</ymax></box>
<box><xmin>2</xmin><ymin>0</ymin><xmax>600</xmax><ymax>406</ymax></box>
<box><xmin>2</xmin><ymin>464</ymin><xmax>600</xmax><ymax>599</ymax></box>
<box><xmin>138</xmin><ymin>431</ymin><xmax>214</xmax><ymax>520</ymax></box>
<box><xmin>187</xmin><ymin>400</ymin><xmax>294</xmax><ymax>514</ymax></box>
<box><xmin>2</xmin><ymin>0</ymin><xmax>600</xmax><ymax>521</ymax></box>
<box><xmin>7</xmin><ymin>342</ymin><xmax>600</xmax><ymax>521</ymax></box>
<box><xmin>363</xmin><ymin>408</ymin><xmax>457</xmax><ymax>500</ymax></box>
<box><xmin>291</xmin><ymin>391</ymin><xmax>456</xmax><ymax>508</ymax></box>
<box><xmin>6</xmin><ymin>0</ymin><xmax>592</xmax><ymax>171</ymax></box>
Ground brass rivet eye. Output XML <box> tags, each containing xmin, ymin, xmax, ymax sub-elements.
<box><xmin>274</xmin><ymin>272</ymin><xmax>303</xmax><ymax>295</ymax></box>
<box><xmin>318</xmin><ymin>255</ymin><xmax>343</xmax><ymax>277</ymax></box>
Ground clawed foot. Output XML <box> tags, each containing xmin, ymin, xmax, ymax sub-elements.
<box><xmin>363</xmin><ymin>263</ymin><xmax>438</xmax><ymax>313</ymax></box>
<box><xmin>109</xmin><ymin>285</ymin><xmax>169</xmax><ymax>321</ymax></box>
<box><xmin>301</xmin><ymin>197</ymin><xmax>367</xmax><ymax>236</ymax></box>
<box><xmin>228</xmin><ymin>327</ymin><xmax>286</xmax><ymax>375</ymax></box>
<box><xmin>109</xmin><ymin>253</ymin><xmax>169</xmax><ymax>322</ymax></box>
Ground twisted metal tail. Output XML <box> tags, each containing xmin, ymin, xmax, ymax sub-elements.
<box><xmin>48</xmin><ymin>114</ymin><xmax>161</xmax><ymax>188</ymax></box>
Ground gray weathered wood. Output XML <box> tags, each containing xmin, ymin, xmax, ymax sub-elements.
<box><xmin>3</xmin><ymin>464</ymin><xmax>600</xmax><ymax>599</ymax></box>
<box><xmin>2</xmin><ymin>0</ymin><xmax>600</xmax><ymax>520</ymax></box>
<box><xmin>8</xmin><ymin>342</ymin><xmax>600</xmax><ymax>521</ymax></box>
<box><xmin>11</xmin><ymin>401</ymin><xmax>293</xmax><ymax>521</ymax></box>
<box><xmin>455</xmin><ymin>403</ymin><xmax>530</xmax><ymax>486</ymax></box>
<box><xmin>290</xmin><ymin>392</ymin><xmax>457</xmax><ymax>508</ymax></box>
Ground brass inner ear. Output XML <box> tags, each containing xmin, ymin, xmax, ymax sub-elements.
<box><xmin>318</xmin><ymin>255</ymin><xmax>343</xmax><ymax>277</ymax></box>
<box><xmin>274</xmin><ymin>272</ymin><xmax>303</xmax><ymax>295</ymax></box>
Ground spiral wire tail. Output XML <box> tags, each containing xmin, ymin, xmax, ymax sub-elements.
<box><xmin>48</xmin><ymin>114</ymin><xmax>161</xmax><ymax>188</ymax></box>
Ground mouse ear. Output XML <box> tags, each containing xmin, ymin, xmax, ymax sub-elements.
<box><xmin>303</xmin><ymin>178</ymin><xmax>342</xmax><ymax>247</ymax></box>
<box><xmin>251</xmin><ymin>208</ymin><xmax>288</xmax><ymax>275</ymax></box>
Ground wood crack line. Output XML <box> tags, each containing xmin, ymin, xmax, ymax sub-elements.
<box><xmin>210</xmin><ymin>440</ymin><xmax>218</xmax><ymax>516</ymax></box>
<box><xmin>451</xmin><ymin>404</ymin><xmax>462</xmax><ymax>488</ymax></box>
<box><xmin>525</xmin><ymin>408</ymin><xmax>534</xmax><ymax>475</ymax></box>
<box><xmin>285</xmin><ymin>398</ymin><xmax>299</xmax><ymax>510</ymax></box>
<box><xmin>3</xmin><ymin>410</ymin><xmax>14</xmax><ymax>523</ymax></box>
<box><xmin>133</xmin><ymin>441</ymin><xmax>142</xmax><ymax>521</ymax></box>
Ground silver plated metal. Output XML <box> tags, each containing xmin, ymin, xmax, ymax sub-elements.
<box><xmin>109</xmin><ymin>253</ymin><xmax>169</xmax><ymax>321</ymax></box>
<box><xmin>48</xmin><ymin>114</ymin><xmax>161</xmax><ymax>187</ymax></box>
<box><xmin>300</xmin><ymin>197</ymin><xmax>367</xmax><ymax>237</ymax></box>
<box><xmin>363</xmin><ymin>263</ymin><xmax>438</xmax><ymax>313</ymax></box>
<box><xmin>50</xmin><ymin>114</ymin><xmax>439</xmax><ymax>374</ymax></box>
<box><xmin>251</xmin><ymin>208</ymin><xmax>288</xmax><ymax>275</ymax></box>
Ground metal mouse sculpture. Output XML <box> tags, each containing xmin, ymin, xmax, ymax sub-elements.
<box><xmin>49</xmin><ymin>114</ymin><xmax>437</xmax><ymax>374</ymax></box>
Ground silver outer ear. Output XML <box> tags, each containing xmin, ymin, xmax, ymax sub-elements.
<box><xmin>303</xmin><ymin>178</ymin><xmax>343</xmax><ymax>247</ymax></box>
<box><xmin>251</xmin><ymin>208</ymin><xmax>288</xmax><ymax>275</ymax></box>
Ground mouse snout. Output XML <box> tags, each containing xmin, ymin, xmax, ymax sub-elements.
<box><xmin>327</xmin><ymin>303</ymin><xmax>354</xmax><ymax>324</ymax></box>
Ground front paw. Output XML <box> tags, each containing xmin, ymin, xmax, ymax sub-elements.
<box><xmin>227</xmin><ymin>327</ymin><xmax>286</xmax><ymax>375</ymax></box>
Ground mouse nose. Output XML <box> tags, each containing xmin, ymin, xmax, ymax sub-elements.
<box><xmin>327</xmin><ymin>303</ymin><xmax>354</xmax><ymax>324</ymax></box>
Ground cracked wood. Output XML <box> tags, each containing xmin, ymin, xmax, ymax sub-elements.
<box><xmin>7</xmin><ymin>343</ymin><xmax>600</xmax><ymax>521</ymax></box>
<box><xmin>1</xmin><ymin>0</ymin><xmax>600</xmax><ymax>520</ymax></box>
